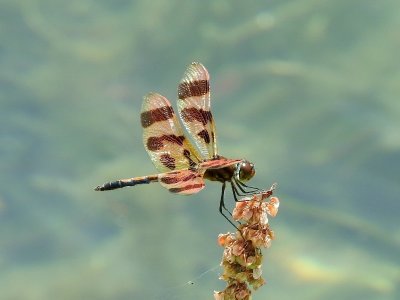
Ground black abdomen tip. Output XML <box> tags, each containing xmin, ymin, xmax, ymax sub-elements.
<box><xmin>94</xmin><ymin>181</ymin><xmax>120</xmax><ymax>191</ymax></box>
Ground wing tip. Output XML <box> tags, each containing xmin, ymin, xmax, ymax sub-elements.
<box><xmin>189</xmin><ymin>61</ymin><xmax>206</xmax><ymax>70</ymax></box>
<box><xmin>144</xmin><ymin>92</ymin><xmax>160</xmax><ymax>99</ymax></box>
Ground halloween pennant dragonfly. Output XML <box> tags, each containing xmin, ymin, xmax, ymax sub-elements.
<box><xmin>95</xmin><ymin>62</ymin><xmax>261</xmax><ymax>224</ymax></box>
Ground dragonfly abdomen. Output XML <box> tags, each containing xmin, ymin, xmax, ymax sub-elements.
<box><xmin>94</xmin><ymin>175</ymin><xmax>158</xmax><ymax>191</ymax></box>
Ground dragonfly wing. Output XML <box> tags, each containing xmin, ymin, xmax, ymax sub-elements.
<box><xmin>177</xmin><ymin>62</ymin><xmax>218</xmax><ymax>160</ymax></box>
<box><xmin>200</xmin><ymin>158</ymin><xmax>242</xmax><ymax>170</ymax></box>
<box><xmin>141</xmin><ymin>92</ymin><xmax>201</xmax><ymax>173</ymax></box>
<box><xmin>159</xmin><ymin>170</ymin><xmax>205</xmax><ymax>195</ymax></box>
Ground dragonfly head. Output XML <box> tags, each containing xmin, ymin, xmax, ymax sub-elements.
<box><xmin>235</xmin><ymin>160</ymin><xmax>255</xmax><ymax>182</ymax></box>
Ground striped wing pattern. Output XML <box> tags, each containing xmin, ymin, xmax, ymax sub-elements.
<box><xmin>95</xmin><ymin>63</ymin><xmax>256</xmax><ymax>200</ymax></box>
<box><xmin>200</xmin><ymin>158</ymin><xmax>242</xmax><ymax>170</ymax></box>
<box><xmin>177</xmin><ymin>62</ymin><xmax>218</xmax><ymax>160</ymax></box>
<box><xmin>141</xmin><ymin>92</ymin><xmax>201</xmax><ymax>173</ymax></box>
<box><xmin>158</xmin><ymin>169</ymin><xmax>205</xmax><ymax>195</ymax></box>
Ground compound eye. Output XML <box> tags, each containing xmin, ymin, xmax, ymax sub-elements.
<box><xmin>239</xmin><ymin>161</ymin><xmax>255</xmax><ymax>182</ymax></box>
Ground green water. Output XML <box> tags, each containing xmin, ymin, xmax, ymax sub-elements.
<box><xmin>1</xmin><ymin>0</ymin><xmax>399</xmax><ymax>299</ymax></box>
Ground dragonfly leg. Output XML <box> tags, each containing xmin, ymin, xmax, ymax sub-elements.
<box><xmin>219</xmin><ymin>182</ymin><xmax>240</xmax><ymax>231</ymax></box>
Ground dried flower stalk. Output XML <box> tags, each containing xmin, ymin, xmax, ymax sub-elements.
<box><xmin>214</xmin><ymin>185</ymin><xmax>280</xmax><ymax>300</ymax></box>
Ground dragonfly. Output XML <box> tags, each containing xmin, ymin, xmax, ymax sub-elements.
<box><xmin>95</xmin><ymin>62</ymin><xmax>261</xmax><ymax>225</ymax></box>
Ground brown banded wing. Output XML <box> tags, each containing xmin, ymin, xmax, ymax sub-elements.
<box><xmin>177</xmin><ymin>62</ymin><xmax>218</xmax><ymax>160</ymax></box>
<box><xmin>141</xmin><ymin>92</ymin><xmax>201</xmax><ymax>173</ymax></box>
<box><xmin>200</xmin><ymin>157</ymin><xmax>242</xmax><ymax>170</ymax></box>
<box><xmin>158</xmin><ymin>169</ymin><xmax>205</xmax><ymax>195</ymax></box>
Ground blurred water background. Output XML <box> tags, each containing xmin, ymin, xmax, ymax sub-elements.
<box><xmin>1</xmin><ymin>0</ymin><xmax>399</xmax><ymax>299</ymax></box>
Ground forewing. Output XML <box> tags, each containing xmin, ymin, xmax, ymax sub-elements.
<box><xmin>141</xmin><ymin>93</ymin><xmax>201</xmax><ymax>173</ymax></box>
<box><xmin>200</xmin><ymin>158</ymin><xmax>242</xmax><ymax>170</ymax></box>
<box><xmin>177</xmin><ymin>62</ymin><xmax>218</xmax><ymax>160</ymax></box>
<box><xmin>158</xmin><ymin>170</ymin><xmax>205</xmax><ymax>195</ymax></box>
